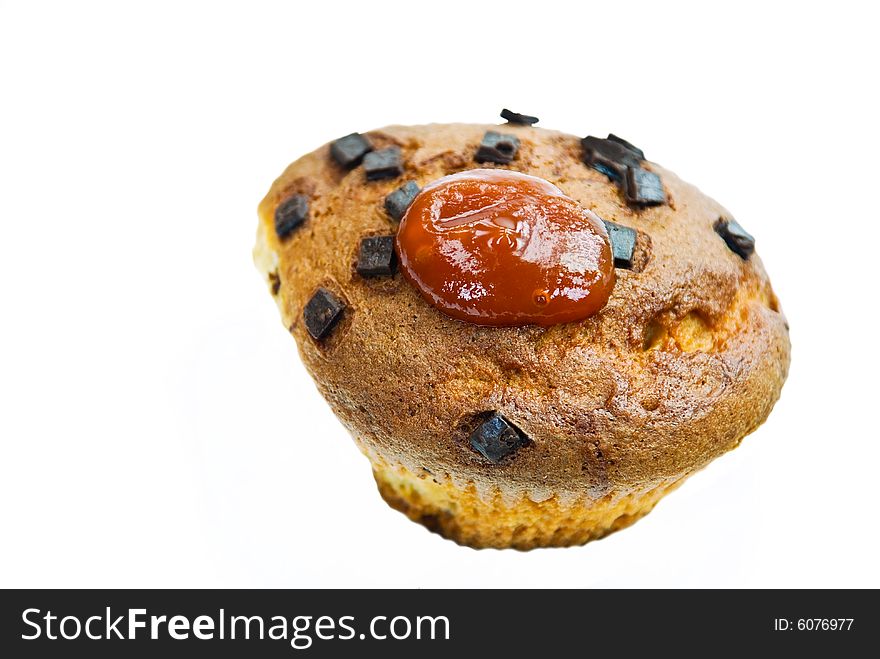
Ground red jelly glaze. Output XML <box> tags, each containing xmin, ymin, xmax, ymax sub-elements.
<box><xmin>395</xmin><ymin>169</ymin><xmax>616</xmax><ymax>327</ymax></box>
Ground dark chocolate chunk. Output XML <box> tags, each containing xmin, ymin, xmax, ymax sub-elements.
<box><xmin>581</xmin><ymin>135</ymin><xmax>641</xmax><ymax>181</ymax></box>
<box><xmin>624</xmin><ymin>167</ymin><xmax>666</xmax><ymax>206</ymax></box>
<box><xmin>469</xmin><ymin>412</ymin><xmax>529</xmax><ymax>463</ymax></box>
<box><xmin>583</xmin><ymin>135</ymin><xmax>666</xmax><ymax>208</ymax></box>
<box><xmin>384</xmin><ymin>180</ymin><xmax>420</xmax><ymax>221</ymax></box>
<box><xmin>356</xmin><ymin>235</ymin><xmax>397</xmax><ymax>277</ymax></box>
<box><xmin>274</xmin><ymin>194</ymin><xmax>308</xmax><ymax>239</ymax></box>
<box><xmin>606</xmin><ymin>133</ymin><xmax>645</xmax><ymax>160</ymax></box>
<box><xmin>475</xmin><ymin>131</ymin><xmax>520</xmax><ymax>164</ymax></box>
<box><xmin>303</xmin><ymin>287</ymin><xmax>345</xmax><ymax>341</ymax></box>
<box><xmin>714</xmin><ymin>217</ymin><xmax>755</xmax><ymax>259</ymax></box>
<box><xmin>330</xmin><ymin>132</ymin><xmax>373</xmax><ymax>168</ymax></box>
<box><xmin>500</xmin><ymin>108</ymin><xmax>539</xmax><ymax>125</ymax></box>
<box><xmin>602</xmin><ymin>220</ymin><xmax>638</xmax><ymax>269</ymax></box>
<box><xmin>364</xmin><ymin>146</ymin><xmax>403</xmax><ymax>181</ymax></box>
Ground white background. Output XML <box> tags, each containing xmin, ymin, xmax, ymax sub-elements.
<box><xmin>1</xmin><ymin>0</ymin><xmax>878</xmax><ymax>588</ymax></box>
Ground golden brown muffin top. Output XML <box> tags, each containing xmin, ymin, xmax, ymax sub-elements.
<box><xmin>255</xmin><ymin>122</ymin><xmax>790</xmax><ymax>500</ymax></box>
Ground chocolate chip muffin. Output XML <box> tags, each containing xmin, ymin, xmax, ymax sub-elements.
<box><xmin>254</xmin><ymin>111</ymin><xmax>790</xmax><ymax>550</ymax></box>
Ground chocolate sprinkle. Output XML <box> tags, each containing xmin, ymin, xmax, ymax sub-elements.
<box><xmin>330</xmin><ymin>133</ymin><xmax>373</xmax><ymax>168</ymax></box>
<box><xmin>714</xmin><ymin>218</ymin><xmax>755</xmax><ymax>259</ymax></box>
<box><xmin>602</xmin><ymin>220</ymin><xmax>638</xmax><ymax>269</ymax></box>
<box><xmin>303</xmin><ymin>287</ymin><xmax>345</xmax><ymax>341</ymax></box>
<box><xmin>624</xmin><ymin>167</ymin><xmax>665</xmax><ymax>206</ymax></box>
<box><xmin>469</xmin><ymin>412</ymin><xmax>529</xmax><ymax>463</ymax></box>
<box><xmin>606</xmin><ymin>133</ymin><xmax>645</xmax><ymax>160</ymax></box>
<box><xmin>356</xmin><ymin>235</ymin><xmax>397</xmax><ymax>277</ymax></box>
<box><xmin>384</xmin><ymin>180</ymin><xmax>420</xmax><ymax>221</ymax></box>
<box><xmin>274</xmin><ymin>194</ymin><xmax>309</xmax><ymax>240</ymax></box>
<box><xmin>475</xmin><ymin>131</ymin><xmax>520</xmax><ymax>165</ymax></box>
<box><xmin>581</xmin><ymin>135</ymin><xmax>641</xmax><ymax>182</ymax></box>
<box><xmin>364</xmin><ymin>146</ymin><xmax>403</xmax><ymax>181</ymax></box>
<box><xmin>500</xmin><ymin>108</ymin><xmax>539</xmax><ymax>125</ymax></box>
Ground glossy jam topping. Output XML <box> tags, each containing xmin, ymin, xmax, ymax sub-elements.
<box><xmin>395</xmin><ymin>169</ymin><xmax>616</xmax><ymax>326</ymax></box>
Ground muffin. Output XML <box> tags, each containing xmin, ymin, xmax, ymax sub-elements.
<box><xmin>254</xmin><ymin>111</ymin><xmax>790</xmax><ymax>549</ymax></box>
